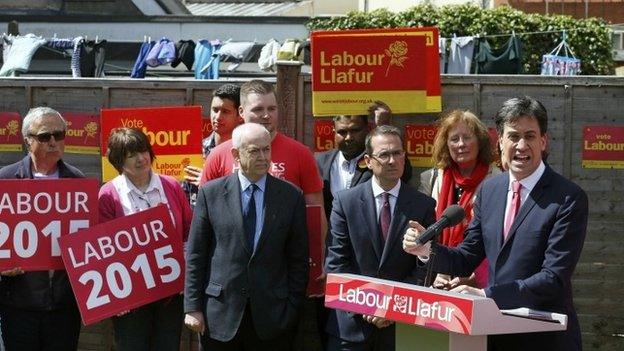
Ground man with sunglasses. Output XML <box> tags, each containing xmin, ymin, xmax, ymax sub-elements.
<box><xmin>0</xmin><ymin>107</ymin><xmax>84</xmax><ymax>351</ymax></box>
<box><xmin>324</xmin><ymin>125</ymin><xmax>435</xmax><ymax>351</ymax></box>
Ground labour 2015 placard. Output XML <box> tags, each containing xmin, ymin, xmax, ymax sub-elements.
<box><xmin>100</xmin><ymin>106</ymin><xmax>203</xmax><ymax>182</ymax></box>
<box><xmin>0</xmin><ymin>178</ymin><xmax>99</xmax><ymax>271</ymax></box>
<box><xmin>59</xmin><ymin>205</ymin><xmax>184</xmax><ymax>325</ymax></box>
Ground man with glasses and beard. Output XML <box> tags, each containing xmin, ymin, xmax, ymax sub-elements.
<box><xmin>0</xmin><ymin>107</ymin><xmax>85</xmax><ymax>351</ymax></box>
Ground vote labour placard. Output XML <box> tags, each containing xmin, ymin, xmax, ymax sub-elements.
<box><xmin>582</xmin><ymin>125</ymin><xmax>624</xmax><ymax>169</ymax></box>
<box><xmin>0</xmin><ymin>179</ymin><xmax>99</xmax><ymax>271</ymax></box>
<box><xmin>62</xmin><ymin>112</ymin><xmax>101</xmax><ymax>155</ymax></box>
<box><xmin>100</xmin><ymin>106</ymin><xmax>203</xmax><ymax>182</ymax></box>
<box><xmin>59</xmin><ymin>205</ymin><xmax>184</xmax><ymax>325</ymax></box>
<box><xmin>311</xmin><ymin>27</ymin><xmax>441</xmax><ymax>116</ymax></box>
<box><xmin>405</xmin><ymin>125</ymin><xmax>436</xmax><ymax>168</ymax></box>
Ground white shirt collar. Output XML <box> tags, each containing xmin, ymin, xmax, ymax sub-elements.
<box><xmin>338</xmin><ymin>150</ymin><xmax>365</xmax><ymax>168</ymax></box>
<box><xmin>508</xmin><ymin>161</ymin><xmax>546</xmax><ymax>193</ymax></box>
<box><xmin>237</xmin><ymin>171</ymin><xmax>267</xmax><ymax>193</ymax></box>
<box><xmin>371</xmin><ymin>177</ymin><xmax>401</xmax><ymax>198</ymax></box>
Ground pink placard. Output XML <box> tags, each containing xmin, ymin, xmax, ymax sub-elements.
<box><xmin>0</xmin><ymin>179</ymin><xmax>99</xmax><ymax>271</ymax></box>
<box><xmin>59</xmin><ymin>205</ymin><xmax>184</xmax><ymax>325</ymax></box>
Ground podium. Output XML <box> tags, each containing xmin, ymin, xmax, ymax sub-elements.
<box><xmin>325</xmin><ymin>273</ymin><xmax>567</xmax><ymax>351</ymax></box>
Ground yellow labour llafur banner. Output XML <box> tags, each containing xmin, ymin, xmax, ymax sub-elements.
<box><xmin>100</xmin><ymin>106</ymin><xmax>203</xmax><ymax>182</ymax></box>
<box><xmin>311</xmin><ymin>27</ymin><xmax>441</xmax><ymax>116</ymax></box>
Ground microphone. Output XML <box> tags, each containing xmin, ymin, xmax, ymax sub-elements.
<box><xmin>416</xmin><ymin>205</ymin><xmax>466</xmax><ymax>245</ymax></box>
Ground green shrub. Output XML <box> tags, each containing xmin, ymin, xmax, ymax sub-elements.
<box><xmin>306</xmin><ymin>5</ymin><xmax>614</xmax><ymax>75</ymax></box>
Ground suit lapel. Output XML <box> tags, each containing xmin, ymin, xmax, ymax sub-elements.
<box><xmin>361</xmin><ymin>185</ymin><xmax>383</xmax><ymax>262</ymax></box>
<box><xmin>493</xmin><ymin>176</ymin><xmax>509</xmax><ymax>250</ymax></box>
<box><xmin>501</xmin><ymin>168</ymin><xmax>550</xmax><ymax>249</ymax></box>
<box><xmin>253</xmin><ymin>176</ymin><xmax>278</xmax><ymax>255</ymax></box>
<box><xmin>351</xmin><ymin>156</ymin><xmax>370</xmax><ymax>187</ymax></box>
<box><xmin>224</xmin><ymin>174</ymin><xmax>251</xmax><ymax>255</ymax></box>
<box><xmin>380</xmin><ymin>184</ymin><xmax>409</xmax><ymax>265</ymax></box>
<box><xmin>321</xmin><ymin>150</ymin><xmax>338</xmax><ymax>182</ymax></box>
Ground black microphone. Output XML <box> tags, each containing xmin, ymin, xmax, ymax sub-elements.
<box><xmin>415</xmin><ymin>205</ymin><xmax>465</xmax><ymax>245</ymax></box>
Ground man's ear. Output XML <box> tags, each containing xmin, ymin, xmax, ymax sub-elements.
<box><xmin>231</xmin><ymin>147</ymin><xmax>240</xmax><ymax>162</ymax></box>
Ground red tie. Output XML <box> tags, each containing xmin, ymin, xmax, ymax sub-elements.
<box><xmin>503</xmin><ymin>180</ymin><xmax>522</xmax><ymax>240</ymax></box>
<box><xmin>380</xmin><ymin>192</ymin><xmax>391</xmax><ymax>242</ymax></box>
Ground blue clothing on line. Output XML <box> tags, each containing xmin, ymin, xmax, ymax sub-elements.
<box><xmin>194</xmin><ymin>40</ymin><xmax>221</xmax><ymax>79</ymax></box>
<box><xmin>131</xmin><ymin>41</ymin><xmax>155</xmax><ymax>78</ymax></box>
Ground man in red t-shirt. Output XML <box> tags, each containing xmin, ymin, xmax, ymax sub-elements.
<box><xmin>199</xmin><ymin>79</ymin><xmax>327</xmax><ymax>254</ymax></box>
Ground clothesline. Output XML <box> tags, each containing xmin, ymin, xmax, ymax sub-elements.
<box><xmin>458</xmin><ymin>27</ymin><xmax>586</xmax><ymax>39</ymax></box>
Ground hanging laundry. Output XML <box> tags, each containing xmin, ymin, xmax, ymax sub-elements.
<box><xmin>46</xmin><ymin>38</ymin><xmax>82</xmax><ymax>78</ymax></box>
<box><xmin>171</xmin><ymin>40</ymin><xmax>196</xmax><ymax>71</ymax></box>
<box><xmin>439</xmin><ymin>37</ymin><xmax>447</xmax><ymax>74</ymax></box>
<box><xmin>194</xmin><ymin>39</ymin><xmax>221</xmax><ymax>79</ymax></box>
<box><xmin>71</xmin><ymin>37</ymin><xmax>83</xmax><ymax>78</ymax></box>
<box><xmin>258</xmin><ymin>39</ymin><xmax>280</xmax><ymax>72</ymax></box>
<box><xmin>277</xmin><ymin>39</ymin><xmax>301</xmax><ymax>61</ymax></box>
<box><xmin>301</xmin><ymin>39</ymin><xmax>311</xmax><ymax>65</ymax></box>
<box><xmin>0</xmin><ymin>33</ymin><xmax>47</xmax><ymax>77</ymax></box>
<box><xmin>80</xmin><ymin>40</ymin><xmax>106</xmax><ymax>77</ymax></box>
<box><xmin>220</xmin><ymin>41</ymin><xmax>254</xmax><ymax>71</ymax></box>
<box><xmin>474</xmin><ymin>35</ymin><xmax>523</xmax><ymax>74</ymax></box>
<box><xmin>131</xmin><ymin>41</ymin><xmax>155</xmax><ymax>78</ymax></box>
<box><xmin>541</xmin><ymin>34</ymin><xmax>580</xmax><ymax>76</ymax></box>
<box><xmin>447</xmin><ymin>36</ymin><xmax>475</xmax><ymax>74</ymax></box>
<box><xmin>145</xmin><ymin>38</ymin><xmax>175</xmax><ymax>67</ymax></box>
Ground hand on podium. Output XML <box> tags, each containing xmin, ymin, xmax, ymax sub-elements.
<box><xmin>449</xmin><ymin>284</ymin><xmax>485</xmax><ymax>297</ymax></box>
<box><xmin>433</xmin><ymin>273</ymin><xmax>478</xmax><ymax>290</ymax></box>
<box><xmin>402</xmin><ymin>220</ymin><xmax>431</xmax><ymax>261</ymax></box>
<box><xmin>362</xmin><ymin>314</ymin><xmax>393</xmax><ymax>329</ymax></box>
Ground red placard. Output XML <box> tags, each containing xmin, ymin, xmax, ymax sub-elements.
<box><xmin>201</xmin><ymin>118</ymin><xmax>213</xmax><ymax>139</ymax></box>
<box><xmin>59</xmin><ymin>205</ymin><xmax>184</xmax><ymax>325</ymax></box>
<box><xmin>311</xmin><ymin>27</ymin><xmax>441</xmax><ymax>115</ymax></box>
<box><xmin>306</xmin><ymin>205</ymin><xmax>323</xmax><ymax>296</ymax></box>
<box><xmin>0</xmin><ymin>112</ymin><xmax>22</xmax><ymax>152</ymax></box>
<box><xmin>0</xmin><ymin>179</ymin><xmax>99</xmax><ymax>271</ymax></box>
<box><xmin>62</xmin><ymin>112</ymin><xmax>100</xmax><ymax>155</ymax></box>
<box><xmin>314</xmin><ymin>120</ymin><xmax>335</xmax><ymax>152</ymax></box>
<box><xmin>325</xmin><ymin>273</ymin><xmax>474</xmax><ymax>334</ymax></box>
<box><xmin>405</xmin><ymin>125</ymin><xmax>436</xmax><ymax>167</ymax></box>
<box><xmin>582</xmin><ymin>125</ymin><xmax>624</xmax><ymax>168</ymax></box>
<box><xmin>100</xmin><ymin>106</ymin><xmax>203</xmax><ymax>182</ymax></box>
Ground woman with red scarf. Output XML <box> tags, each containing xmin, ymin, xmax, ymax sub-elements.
<box><xmin>419</xmin><ymin>110</ymin><xmax>500</xmax><ymax>289</ymax></box>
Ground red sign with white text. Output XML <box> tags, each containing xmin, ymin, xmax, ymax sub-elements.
<box><xmin>582</xmin><ymin>125</ymin><xmax>624</xmax><ymax>168</ymax></box>
<box><xmin>60</xmin><ymin>205</ymin><xmax>184</xmax><ymax>325</ymax></box>
<box><xmin>62</xmin><ymin>112</ymin><xmax>100</xmax><ymax>155</ymax></box>
<box><xmin>405</xmin><ymin>125</ymin><xmax>436</xmax><ymax>167</ymax></box>
<box><xmin>311</xmin><ymin>27</ymin><xmax>441</xmax><ymax>116</ymax></box>
<box><xmin>100</xmin><ymin>106</ymin><xmax>203</xmax><ymax>182</ymax></box>
<box><xmin>201</xmin><ymin>118</ymin><xmax>213</xmax><ymax>139</ymax></box>
<box><xmin>0</xmin><ymin>112</ymin><xmax>22</xmax><ymax>152</ymax></box>
<box><xmin>0</xmin><ymin>179</ymin><xmax>99</xmax><ymax>271</ymax></box>
<box><xmin>325</xmin><ymin>273</ymin><xmax>475</xmax><ymax>334</ymax></box>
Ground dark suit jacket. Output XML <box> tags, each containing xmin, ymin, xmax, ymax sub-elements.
<box><xmin>325</xmin><ymin>179</ymin><xmax>436</xmax><ymax>343</ymax></box>
<box><xmin>184</xmin><ymin>173</ymin><xmax>309</xmax><ymax>342</ymax></box>
<box><xmin>0</xmin><ymin>155</ymin><xmax>84</xmax><ymax>311</ymax></box>
<box><xmin>434</xmin><ymin>166</ymin><xmax>588</xmax><ymax>351</ymax></box>
<box><xmin>315</xmin><ymin>149</ymin><xmax>412</xmax><ymax>222</ymax></box>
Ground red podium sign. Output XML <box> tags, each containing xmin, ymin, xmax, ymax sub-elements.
<box><xmin>59</xmin><ymin>205</ymin><xmax>184</xmax><ymax>325</ymax></box>
<box><xmin>0</xmin><ymin>179</ymin><xmax>99</xmax><ymax>271</ymax></box>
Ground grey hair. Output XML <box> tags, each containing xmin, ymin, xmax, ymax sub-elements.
<box><xmin>231</xmin><ymin>123</ymin><xmax>270</xmax><ymax>149</ymax></box>
<box><xmin>21</xmin><ymin>107</ymin><xmax>66</xmax><ymax>138</ymax></box>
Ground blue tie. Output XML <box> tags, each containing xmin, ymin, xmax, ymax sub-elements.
<box><xmin>244</xmin><ymin>184</ymin><xmax>257</xmax><ymax>250</ymax></box>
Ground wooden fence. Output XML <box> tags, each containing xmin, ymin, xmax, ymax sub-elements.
<box><xmin>0</xmin><ymin>70</ymin><xmax>622</xmax><ymax>350</ymax></box>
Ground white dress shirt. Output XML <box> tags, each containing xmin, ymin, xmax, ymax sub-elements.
<box><xmin>371</xmin><ymin>178</ymin><xmax>401</xmax><ymax>223</ymax></box>
<box><xmin>504</xmin><ymin>161</ymin><xmax>546</xmax><ymax>220</ymax></box>
<box><xmin>330</xmin><ymin>151</ymin><xmax>365</xmax><ymax>196</ymax></box>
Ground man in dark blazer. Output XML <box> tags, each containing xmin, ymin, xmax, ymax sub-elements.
<box><xmin>184</xmin><ymin>123</ymin><xmax>309</xmax><ymax>351</ymax></box>
<box><xmin>0</xmin><ymin>107</ymin><xmax>84</xmax><ymax>351</ymax></box>
<box><xmin>316</xmin><ymin>114</ymin><xmax>412</xmax><ymax>222</ymax></box>
<box><xmin>404</xmin><ymin>96</ymin><xmax>588</xmax><ymax>351</ymax></box>
<box><xmin>325</xmin><ymin>125</ymin><xmax>436</xmax><ymax>351</ymax></box>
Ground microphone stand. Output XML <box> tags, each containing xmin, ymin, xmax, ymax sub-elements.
<box><xmin>424</xmin><ymin>241</ymin><xmax>438</xmax><ymax>287</ymax></box>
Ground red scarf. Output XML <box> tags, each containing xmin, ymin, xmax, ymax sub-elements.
<box><xmin>437</xmin><ymin>162</ymin><xmax>489</xmax><ymax>247</ymax></box>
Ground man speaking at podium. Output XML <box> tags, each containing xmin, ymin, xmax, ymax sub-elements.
<box><xmin>403</xmin><ymin>97</ymin><xmax>588</xmax><ymax>351</ymax></box>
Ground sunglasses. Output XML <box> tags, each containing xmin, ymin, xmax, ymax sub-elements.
<box><xmin>29</xmin><ymin>130</ymin><xmax>66</xmax><ymax>142</ymax></box>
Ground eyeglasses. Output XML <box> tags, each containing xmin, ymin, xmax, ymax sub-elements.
<box><xmin>370</xmin><ymin>149</ymin><xmax>405</xmax><ymax>163</ymax></box>
<box><xmin>29</xmin><ymin>130</ymin><xmax>66</xmax><ymax>142</ymax></box>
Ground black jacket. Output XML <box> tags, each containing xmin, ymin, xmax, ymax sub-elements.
<box><xmin>0</xmin><ymin>155</ymin><xmax>84</xmax><ymax>311</ymax></box>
